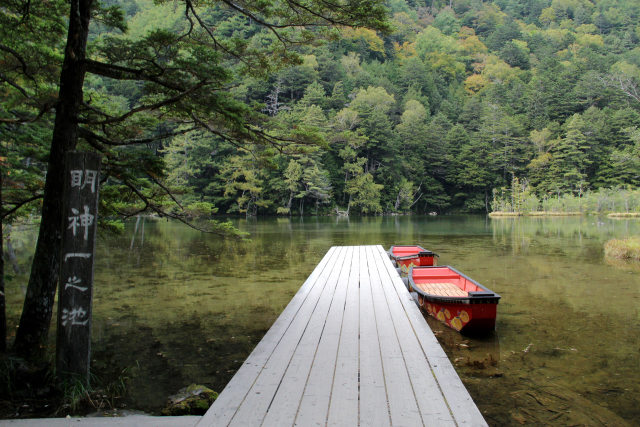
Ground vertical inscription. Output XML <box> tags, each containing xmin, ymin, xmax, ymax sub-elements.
<box><xmin>56</xmin><ymin>152</ymin><xmax>101</xmax><ymax>384</ymax></box>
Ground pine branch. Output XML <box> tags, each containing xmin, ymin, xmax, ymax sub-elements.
<box><xmin>84</xmin><ymin>59</ymin><xmax>185</xmax><ymax>92</ymax></box>
<box><xmin>146</xmin><ymin>173</ymin><xmax>183</xmax><ymax>210</ymax></box>
<box><xmin>189</xmin><ymin>113</ymin><xmax>252</xmax><ymax>153</ymax></box>
<box><xmin>121</xmin><ymin>179</ymin><xmax>233</xmax><ymax>236</ymax></box>
<box><xmin>177</xmin><ymin>1</ymin><xmax>195</xmax><ymax>42</ymax></box>
<box><xmin>1</xmin><ymin>194</ymin><xmax>43</xmax><ymax>220</ymax></box>
<box><xmin>0</xmin><ymin>44</ymin><xmax>35</xmax><ymax>81</ymax></box>
<box><xmin>218</xmin><ymin>0</ymin><xmax>294</xmax><ymax>45</ymax></box>
<box><xmin>184</xmin><ymin>0</ymin><xmax>249</xmax><ymax>63</ymax></box>
<box><xmin>0</xmin><ymin>71</ymin><xmax>31</xmax><ymax>98</ymax></box>
<box><xmin>78</xmin><ymin>126</ymin><xmax>197</xmax><ymax>147</ymax></box>
<box><xmin>78</xmin><ymin>81</ymin><xmax>208</xmax><ymax>125</ymax></box>
<box><xmin>284</xmin><ymin>0</ymin><xmax>349</xmax><ymax>26</ymax></box>
<box><xmin>0</xmin><ymin>100</ymin><xmax>56</xmax><ymax>124</ymax></box>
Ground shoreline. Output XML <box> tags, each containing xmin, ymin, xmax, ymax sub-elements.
<box><xmin>490</xmin><ymin>211</ymin><xmax>640</xmax><ymax>218</ymax></box>
<box><xmin>489</xmin><ymin>211</ymin><xmax>583</xmax><ymax>217</ymax></box>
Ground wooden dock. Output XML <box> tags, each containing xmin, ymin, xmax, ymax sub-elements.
<box><xmin>199</xmin><ymin>245</ymin><xmax>487</xmax><ymax>427</ymax></box>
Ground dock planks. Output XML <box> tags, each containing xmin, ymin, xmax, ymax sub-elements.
<box><xmin>198</xmin><ymin>246</ymin><xmax>487</xmax><ymax>427</ymax></box>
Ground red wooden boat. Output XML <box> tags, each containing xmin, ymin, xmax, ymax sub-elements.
<box><xmin>409</xmin><ymin>266</ymin><xmax>500</xmax><ymax>334</ymax></box>
<box><xmin>388</xmin><ymin>245</ymin><xmax>438</xmax><ymax>275</ymax></box>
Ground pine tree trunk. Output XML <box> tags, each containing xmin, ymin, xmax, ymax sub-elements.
<box><xmin>13</xmin><ymin>0</ymin><xmax>93</xmax><ymax>360</ymax></box>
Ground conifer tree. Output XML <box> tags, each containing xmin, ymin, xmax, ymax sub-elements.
<box><xmin>6</xmin><ymin>0</ymin><xmax>389</xmax><ymax>361</ymax></box>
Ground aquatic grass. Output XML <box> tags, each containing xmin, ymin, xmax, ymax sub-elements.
<box><xmin>488</xmin><ymin>212</ymin><xmax>522</xmax><ymax>217</ymax></box>
<box><xmin>607</xmin><ymin>213</ymin><xmax>640</xmax><ymax>218</ymax></box>
<box><xmin>489</xmin><ymin>211</ymin><xmax>584</xmax><ymax>217</ymax></box>
<box><xmin>604</xmin><ymin>237</ymin><xmax>640</xmax><ymax>261</ymax></box>
<box><xmin>528</xmin><ymin>211</ymin><xmax>582</xmax><ymax>216</ymax></box>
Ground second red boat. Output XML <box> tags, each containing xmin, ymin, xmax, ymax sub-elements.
<box><xmin>388</xmin><ymin>245</ymin><xmax>438</xmax><ymax>275</ymax></box>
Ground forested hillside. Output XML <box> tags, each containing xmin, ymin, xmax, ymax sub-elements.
<box><xmin>162</xmin><ymin>0</ymin><xmax>640</xmax><ymax>215</ymax></box>
<box><xmin>3</xmin><ymin>0</ymin><xmax>640</xmax><ymax>218</ymax></box>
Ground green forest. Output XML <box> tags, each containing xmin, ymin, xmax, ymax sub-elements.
<box><xmin>3</xmin><ymin>0</ymin><xmax>640</xmax><ymax>222</ymax></box>
<box><xmin>147</xmin><ymin>0</ymin><xmax>640</xmax><ymax>216</ymax></box>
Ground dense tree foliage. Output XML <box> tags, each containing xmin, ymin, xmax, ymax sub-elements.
<box><xmin>156</xmin><ymin>0</ymin><xmax>639</xmax><ymax>216</ymax></box>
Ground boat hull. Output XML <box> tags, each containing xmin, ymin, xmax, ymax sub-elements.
<box><xmin>396</xmin><ymin>255</ymin><xmax>436</xmax><ymax>274</ymax></box>
<box><xmin>409</xmin><ymin>265</ymin><xmax>500</xmax><ymax>334</ymax></box>
<box><xmin>416</xmin><ymin>296</ymin><xmax>498</xmax><ymax>334</ymax></box>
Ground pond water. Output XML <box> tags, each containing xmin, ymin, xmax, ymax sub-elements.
<box><xmin>4</xmin><ymin>215</ymin><xmax>639</xmax><ymax>425</ymax></box>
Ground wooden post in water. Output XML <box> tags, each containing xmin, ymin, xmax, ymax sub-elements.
<box><xmin>56</xmin><ymin>152</ymin><xmax>101</xmax><ymax>384</ymax></box>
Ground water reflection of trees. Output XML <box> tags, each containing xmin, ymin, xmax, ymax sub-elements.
<box><xmin>490</xmin><ymin>216</ymin><xmax>639</xmax><ymax>256</ymax></box>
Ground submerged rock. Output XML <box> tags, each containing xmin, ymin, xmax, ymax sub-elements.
<box><xmin>161</xmin><ymin>384</ymin><xmax>218</xmax><ymax>416</ymax></box>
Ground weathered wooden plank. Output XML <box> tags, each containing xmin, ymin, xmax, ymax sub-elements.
<box><xmin>326</xmin><ymin>246</ymin><xmax>360</xmax><ymax>427</ymax></box>
<box><xmin>369</xmin><ymin>246</ymin><xmax>456</xmax><ymax>425</ymax></box>
<box><xmin>2</xmin><ymin>416</ymin><xmax>201</xmax><ymax>427</ymax></box>
<box><xmin>430</xmin><ymin>357</ymin><xmax>488</xmax><ymax>427</ymax></box>
<box><xmin>260</xmin><ymin>246</ymin><xmax>351</xmax><ymax>426</ymax></box>
<box><xmin>228</xmin><ymin>247</ymin><xmax>345</xmax><ymax>426</ymax></box>
<box><xmin>358</xmin><ymin>246</ymin><xmax>391</xmax><ymax>427</ymax></box>
<box><xmin>366</xmin><ymin>246</ymin><xmax>423</xmax><ymax>426</ymax></box>
<box><xmin>198</xmin><ymin>247</ymin><xmax>339</xmax><ymax>427</ymax></box>
<box><xmin>373</xmin><ymin>245</ymin><xmax>487</xmax><ymax>427</ymax></box>
<box><xmin>373</xmin><ymin>246</ymin><xmax>449</xmax><ymax>360</ymax></box>
<box><xmin>294</xmin><ymin>247</ymin><xmax>355</xmax><ymax>426</ymax></box>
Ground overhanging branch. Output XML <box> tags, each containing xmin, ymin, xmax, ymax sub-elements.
<box><xmin>1</xmin><ymin>194</ymin><xmax>44</xmax><ymax>220</ymax></box>
<box><xmin>78</xmin><ymin>126</ymin><xmax>198</xmax><ymax>147</ymax></box>
<box><xmin>121</xmin><ymin>179</ymin><xmax>231</xmax><ymax>236</ymax></box>
<box><xmin>84</xmin><ymin>59</ymin><xmax>185</xmax><ymax>92</ymax></box>
<box><xmin>79</xmin><ymin>81</ymin><xmax>208</xmax><ymax>125</ymax></box>
<box><xmin>0</xmin><ymin>44</ymin><xmax>35</xmax><ymax>82</ymax></box>
<box><xmin>0</xmin><ymin>71</ymin><xmax>31</xmax><ymax>98</ymax></box>
<box><xmin>0</xmin><ymin>101</ymin><xmax>56</xmax><ymax>124</ymax></box>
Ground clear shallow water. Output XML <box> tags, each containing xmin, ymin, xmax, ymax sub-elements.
<box><xmin>5</xmin><ymin>215</ymin><xmax>639</xmax><ymax>424</ymax></box>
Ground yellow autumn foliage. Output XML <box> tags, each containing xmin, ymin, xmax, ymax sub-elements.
<box><xmin>341</xmin><ymin>27</ymin><xmax>385</xmax><ymax>55</ymax></box>
<box><xmin>393</xmin><ymin>41</ymin><xmax>417</xmax><ymax>60</ymax></box>
<box><xmin>575</xmin><ymin>33</ymin><xmax>604</xmax><ymax>47</ymax></box>
<box><xmin>464</xmin><ymin>74</ymin><xmax>487</xmax><ymax>94</ymax></box>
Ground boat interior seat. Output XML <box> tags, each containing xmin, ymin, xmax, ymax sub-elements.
<box><xmin>419</xmin><ymin>275</ymin><xmax>460</xmax><ymax>280</ymax></box>
<box><xmin>416</xmin><ymin>282</ymin><xmax>468</xmax><ymax>297</ymax></box>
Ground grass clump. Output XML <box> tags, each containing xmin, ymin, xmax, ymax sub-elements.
<box><xmin>0</xmin><ymin>354</ymin><xmax>129</xmax><ymax>418</ymax></box>
<box><xmin>604</xmin><ymin>237</ymin><xmax>640</xmax><ymax>261</ymax></box>
<box><xmin>58</xmin><ymin>370</ymin><xmax>128</xmax><ymax>415</ymax></box>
